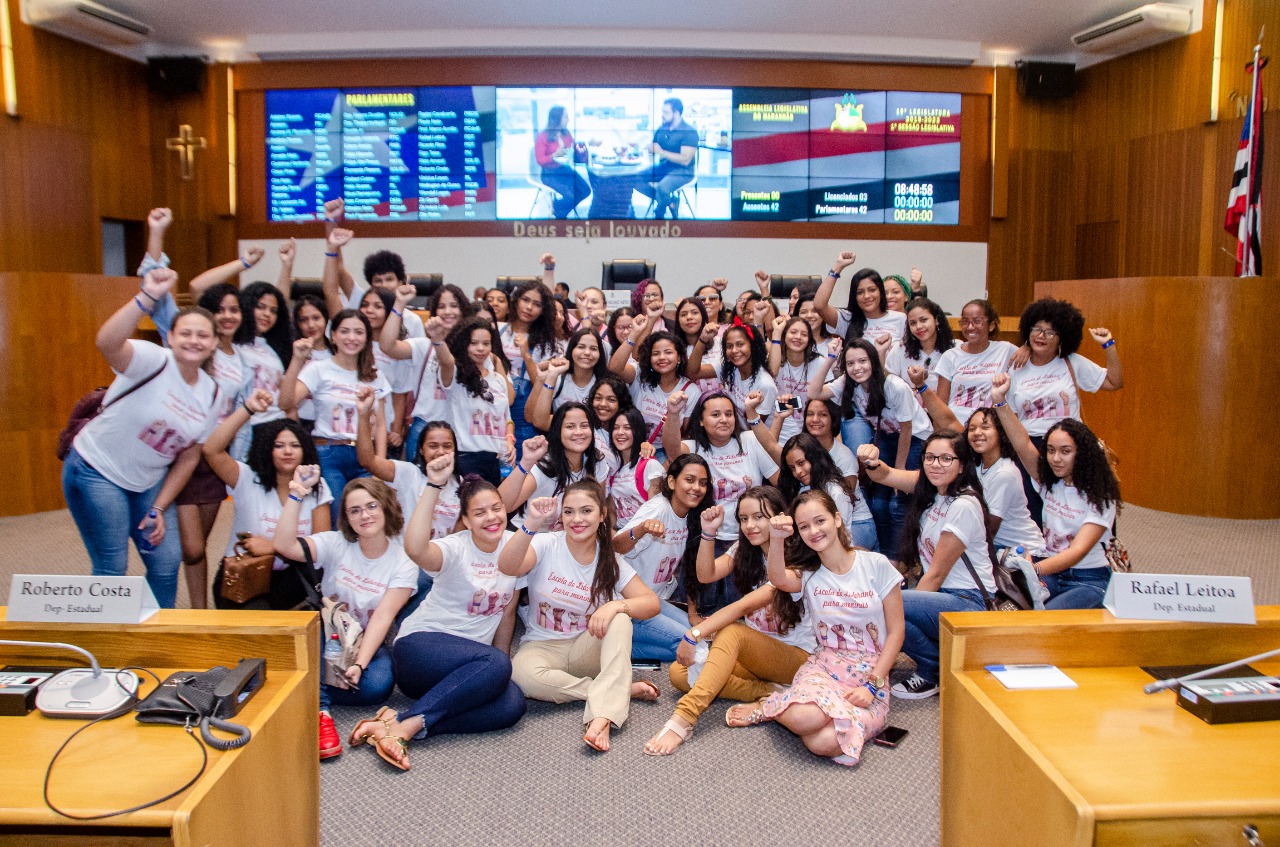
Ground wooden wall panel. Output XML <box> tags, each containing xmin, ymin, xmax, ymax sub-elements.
<box><xmin>986</xmin><ymin>148</ymin><xmax>1074</xmax><ymax>312</ymax></box>
<box><xmin>1122</xmin><ymin>127</ymin><xmax>1206</xmax><ymax>276</ymax></box>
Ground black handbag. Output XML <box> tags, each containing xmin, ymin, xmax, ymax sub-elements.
<box><xmin>961</xmin><ymin>552</ymin><xmax>1034</xmax><ymax>612</ymax></box>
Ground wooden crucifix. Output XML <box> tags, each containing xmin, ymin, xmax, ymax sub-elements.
<box><xmin>166</xmin><ymin>124</ymin><xmax>207</xmax><ymax>181</ymax></box>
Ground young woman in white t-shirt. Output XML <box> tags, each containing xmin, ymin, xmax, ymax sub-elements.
<box><xmin>500</xmin><ymin>482</ymin><xmax>661</xmax><ymax>753</ymax></box>
<box><xmin>525</xmin><ymin>326</ymin><xmax>609</xmax><ymax>432</ymax></box>
<box><xmin>280</xmin><ymin>309</ymin><xmax>391</xmax><ymax>525</ymax></box>
<box><xmin>236</xmin><ymin>281</ymin><xmax>293</xmax><ymax>431</ymax></box>
<box><xmin>761</xmin><ymin>396</ymin><xmax>859</xmax><ymax>487</ymax></box>
<box><xmin>709</xmin><ymin>323</ymin><xmax>778</xmax><ymax>428</ymax></box>
<box><xmin>767</xmin><ymin>315</ymin><xmax>824</xmax><ymax>443</ymax></box>
<box><xmin>965</xmin><ymin>407</ymin><xmax>1043</xmax><ymax>555</ymax></box>
<box><xmin>885</xmin><ymin>297</ymin><xmax>955</xmax><ymax>395</ymax></box>
<box><xmin>726</xmin><ymin>490</ymin><xmax>904</xmax><ymax>768</ymax></box>
<box><xmin>275</xmin><ymin>469</ymin><xmax>419</xmax><ymax>761</ymax></box>
<box><xmin>605</xmin><ymin>407</ymin><xmax>664</xmax><ymax>528</ymax></box>
<box><xmin>378</xmin><ymin>281</ymin><xmax>475</xmax><ymax>461</ymax></box>
<box><xmin>857</xmin><ymin>430</ymin><xmax>995</xmax><ymax>701</ymax></box>
<box><xmin>935</xmin><ymin>299</ymin><xmax>1018</xmax><ymax>426</ymax></box>
<box><xmin>203</xmin><ymin>389</ymin><xmax>333</xmax><ymax>610</ymax></box>
<box><xmin>991</xmin><ymin>374</ymin><xmax>1121</xmax><ymax>611</ymax></box>
<box><xmin>499</xmin><ymin>280</ymin><xmax>559</xmax><ymax>464</ymax></box>
<box><xmin>812</xmin><ymin>251</ymin><xmax>907</xmax><ymax>346</ymax></box>
<box><xmin>348</xmin><ymin>460</ymin><xmax>527</xmax><ymax>771</ymax></box>
<box><xmin>613</xmin><ymin>454</ymin><xmax>714</xmax><ymax>662</ymax></box>
<box><xmin>644</xmin><ymin>487</ymin><xmax>815</xmax><ymax>755</ymax></box>
<box><xmin>773</xmin><ymin>432</ymin><xmax>877</xmax><ymax>552</ymax></box>
<box><xmin>289</xmin><ymin>295</ymin><xmax>331</xmax><ymax>432</ymax></box>
<box><xmin>355</xmin><ymin>387</ymin><xmax>462</xmax><ymax>541</ymax></box>
<box><xmin>434</xmin><ymin>315</ymin><xmax>516</xmax><ymax>485</ymax></box>
<box><xmin>62</xmin><ymin>268</ymin><xmax>221</xmax><ymax>609</ymax></box>
<box><xmin>609</xmin><ymin>319</ymin><xmax>700</xmax><ymax>461</ymax></box>
<box><xmin>499</xmin><ymin>403</ymin><xmax>608</xmax><ymax>526</ymax></box>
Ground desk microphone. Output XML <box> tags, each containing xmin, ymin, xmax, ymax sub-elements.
<box><xmin>1143</xmin><ymin>645</ymin><xmax>1280</xmax><ymax>694</ymax></box>
<box><xmin>0</xmin><ymin>640</ymin><xmax>139</xmax><ymax>717</ymax></box>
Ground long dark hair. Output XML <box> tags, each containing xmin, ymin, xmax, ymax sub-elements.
<box><xmin>899</xmin><ymin>429</ymin><xmax>989</xmax><ymax>569</ymax></box>
<box><xmin>588</xmin><ymin>374</ymin><xmax>633</xmax><ymax>428</ymax></box>
<box><xmin>673</xmin><ymin>297</ymin><xmax>708</xmax><ymax>347</ymax></box>
<box><xmin>291</xmin><ymin>294</ymin><xmax>329</xmax><ymax>349</ymax></box>
<box><xmin>636</xmin><ymin>331</ymin><xmax>687</xmax><ymax>389</ymax></box>
<box><xmin>777</xmin><ymin>433</ymin><xmax>857</xmax><ymax>508</ymax></box>
<box><xmin>779</xmin><ymin>316</ymin><xmax>819</xmax><ymax>366</ymax></box>
<box><xmin>683</xmin><ymin>391</ymin><xmax>743</xmax><ymax>453</ymax></box>
<box><xmin>840</xmin><ymin>338</ymin><xmax>888</xmax><ymax>422</ymax></box>
<box><xmin>543</xmin><ymin>105</ymin><xmax>570</xmax><ymax>140</ymax></box>
<box><xmin>664</xmin><ymin>454</ymin><xmax>715</xmax><ymax>604</ymax></box>
<box><xmin>606</xmin><ymin>307</ymin><xmax>637</xmax><ymax>353</ymax></box>
<box><xmin>508</xmin><ymin>281</ymin><xmax>557</xmax><ymax>356</ymax></box>
<box><xmin>447</xmin><ymin>316</ymin><xmax>510</xmax><ymax>400</ymax></box>
<box><xmin>784</xmin><ymin>488</ymin><xmax>857</xmax><ymax>572</ymax></box>
<box><xmin>247</xmin><ymin>419</ymin><xmax>319</xmax><ymax>492</ymax></box>
<box><xmin>727</xmin><ymin>487</ymin><xmax>803</xmax><ymax>632</ymax></box>
<box><xmin>559</xmin><ymin>480</ymin><xmax>621</xmax><ymax>609</ymax></box>
<box><xmin>557</xmin><ymin>326</ymin><xmax>608</xmax><ymax>402</ymax></box>
<box><xmin>843</xmin><ymin>268</ymin><xmax>886</xmax><ymax>340</ymax></box>
<box><xmin>609</xmin><ymin>407</ymin><xmax>648</xmax><ymax>471</ymax></box>
<box><xmin>902</xmin><ymin>297</ymin><xmax>955</xmax><ymax>361</ymax></box>
<box><xmin>1040</xmin><ymin>419</ymin><xmax>1121</xmax><ymax>513</ymax></box>
<box><xmin>430</xmin><ymin>284</ymin><xmax>475</xmax><ymax>325</ymax></box>
<box><xmin>413</xmin><ymin>420</ymin><xmax>461</xmax><ymax>483</ymax></box>
<box><xmin>197</xmin><ymin>283</ymin><xmax>251</xmax><ymax>346</ymax></box>
<box><xmin>361</xmin><ymin>287</ymin><xmax>405</xmax><ymax>341</ymax></box>
<box><xmin>794</xmin><ymin>293</ymin><xmax>831</xmax><ymax>342</ymax></box>
<box><xmin>328</xmin><ymin>309</ymin><xmax>378</xmax><ymax>382</ymax></box>
<box><xmin>537</xmin><ymin>403</ymin><xmax>603</xmax><ymax>497</ymax></box>
<box><xmin>240</xmin><ymin>282</ymin><xmax>292</xmax><ymax>368</ymax></box>
<box><xmin>718</xmin><ymin>323</ymin><xmax>768</xmax><ymax>393</ymax></box>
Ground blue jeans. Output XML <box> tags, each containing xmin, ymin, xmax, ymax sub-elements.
<box><xmin>315</xmin><ymin>443</ymin><xmax>369</xmax><ymax>525</ymax></box>
<box><xmin>392</xmin><ymin>631</ymin><xmax>526</xmax><ymax>737</ymax></box>
<box><xmin>867</xmin><ymin>431</ymin><xmax>923</xmax><ymax>559</ymax></box>
<box><xmin>511</xmin><ymin>376</ymin><xmax>535</xmax><ymax>464</ymax></box>
<box><xmin>319</xmin><ymin>644</ymin><xmax>394</xmax><ymax>712</ymax></box>
<box><xmin>61</xmin><ymin>448</ymin><xmax>182</xmax><ymax>608</ymax></box>
<box><xmin>631</xmin><ymin>599</ymin><xmax>690</xmax><ymax>662</ymax></box>
<box><xmin>541</xmin><ymin>167</ymin><xmax>590</xmax><ymax>219</ymax></box>
<box><xmin>1041</xmin><ymin>567</ymin><xmax>1110</xmax><ymax>610</ymax></box>
<box><xmin>840</xmin><ymin>413</ymin><xmax>874</xmax><ymax>455</ymax></box>
<box><xmin>848</xmin><ymin>518</ymin><xmax>879</xmax><ymax>552</ymax></box>
<box><xmin>901</xmin><ymin>587</ymin><xmax>985</xmax><ymax>685</ymax></box>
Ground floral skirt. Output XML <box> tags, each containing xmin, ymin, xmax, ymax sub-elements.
<box><xmin>760</xmin><ymin>646</ymin><xmax>889</xmax><ymax>765</ymax></box>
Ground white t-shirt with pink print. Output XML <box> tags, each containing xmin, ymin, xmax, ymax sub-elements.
<box><xmin>520</xmin><ymin>532</ymin><xmax>638</xmax><ymax>642</ymax></box>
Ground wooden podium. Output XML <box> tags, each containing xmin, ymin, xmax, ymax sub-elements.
<box><xmin>940</xmin><ymin>608</ymin><xmax>1280</xmax><ymax>846</ymax></box>
<box><xmin>0</xmin><ymin>609</ymin><xmax>319</xmax><ymax>846</ymax></box>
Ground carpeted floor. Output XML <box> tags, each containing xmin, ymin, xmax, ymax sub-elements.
<box><xmin>1</xmin><ymin>503</ymin><xmax>1276</xmax><ymax>846</ymax></box>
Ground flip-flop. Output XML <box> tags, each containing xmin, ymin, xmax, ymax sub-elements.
<box><xmin>631</xmin><ymin>680</ymin><xmax>660</xmax><ymax>701</ymax></box>
<box><xmin>583</xmin><ymin>718</ymin><xmax>611</xmax><ymax>753</ymax></box>
<box><xmin>349</xmin><ymin>705</ymin><xmax>396</xmax><ymax>747</ymax></box>
<box><xmin>374</xmin><ymin>733</ymin><xmax>410</xmax><ymax>771</ymax></box>
<box><xmin>643</xmin><ymin>718</ymin><xmax>692</xmax><ymax>756</ymax></box>
<box><xmin>725</xmin><ymin>697</ymin><xmax>771</xmax><ymax>728</ymax></box>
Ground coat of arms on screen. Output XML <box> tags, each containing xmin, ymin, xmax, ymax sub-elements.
<box><xmin>830</xmin><ymin>94</ymin><xmax>868</xmax><ymax>133</ymax></box>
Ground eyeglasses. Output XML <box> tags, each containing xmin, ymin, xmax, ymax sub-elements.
<box><xmin>958</xmin><ymin>318</ymin><xmax>987</xmax><ymax>327</ymax></box>
<box><xmin>1030</xmin><ymin>325</ymin><xmax>1059</xmax><ymax>338</ymax></box>
<box><xmin>642</xmin><ymin>292</ymin><xmax>663</xmax><ymax>302</ymax></box>
<box><xmin>697</xmin><ymin>294</ymin><xmax>721</xmax><ymax>303</ymax></box>
<box><xmin>922</xmin><ymin>454</ymin><xmax>959</xmax><ymax>467</ymax></box>
<box><xmin>345</xmin><ymin>501</ymin><xmax>381</xmax><ymax>518</ymax></box>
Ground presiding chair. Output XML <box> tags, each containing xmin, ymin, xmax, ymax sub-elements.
<box><xmin>601</xmin><ymin>260</ymin><xmax>656</xmax><ymax>298</ymax></box>
<box><xmin>769</xmin><ymin>274</ymin><xmax>823</xmax><ymax>301</ymax></box>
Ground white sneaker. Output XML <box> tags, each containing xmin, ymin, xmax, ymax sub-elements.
<box><xmin>891</xmin><ymin>673</ymin><xmax>939</xmax><ymax>700</ymax></box>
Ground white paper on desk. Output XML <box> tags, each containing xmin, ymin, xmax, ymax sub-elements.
<box><xmin>985</xmin><ymin>664</ymin><xmax>1078</xmax><ymax>690</ymax></box>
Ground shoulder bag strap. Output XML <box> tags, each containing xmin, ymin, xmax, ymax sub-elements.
<box><xmin>633</xmin><ymin>456</ymin><xmax>651</xmax><ymax>502</ymax></box>
<box><xmin>1061</xmin><ymin>354</ymin><xmax>1085</xmax><ymax>426</ymax></box>
<box><xmin>958</xmin><ymin>552</ymin><xmax>998</xmax><ymax>611</ymax></box>
<box><xmin>102</xmin><ymin>358</ymin><xmax>168</xmax><ymax>412</ymax></box>
<box><xmin>288</xmin><ymin>536</ymin><xmax>324</xmax><ymax>610</ymax></box>
<box><xmin>647</xmin><ymin>378</ymin><xmax>692</xmax><ymax>445</ymax></box>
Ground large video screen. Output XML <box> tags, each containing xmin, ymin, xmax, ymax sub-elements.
<box><xmin>266</xmin><ymin>86</ymin><xmax>960</xmax><ymax>224</ymax></box>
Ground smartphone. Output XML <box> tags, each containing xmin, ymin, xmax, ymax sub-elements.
<box><xmin>631</xmin><ymin>659</ymin><xmax>661</xmax><ymax>670</ymax></box>
<box><xmin>776</xmin><ymin>397</ymin><xmax>800</xmax><ymax>414</ymax></box>
<box><xmin>873</xmin><ymin>726</ymin><xmax>909</xmax><ymax>748</ymax></box>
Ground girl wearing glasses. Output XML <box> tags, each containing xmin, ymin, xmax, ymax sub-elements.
<box><xmin>989</xmin><ymin>374</ymin><xmax>1120</xmax><ymax>610</ymax></box>
<box><xmin>855</xmin><ymin>430</ymin><xmax>995</xmax><ymax>701</ymax></box>
<box><xmin>432</xmin><ymin>316</ymin><xmax>516</xmax><ymax>486</ymax></box>
<box><xmin>935</xmin><ymin>299</ymin><xmax>1019</xmax><ymax>426</ymax></box>
<box><xmin>276</xmin><ymin>468</ymin><xmax>419</xmax><ymax>760</ymax></box>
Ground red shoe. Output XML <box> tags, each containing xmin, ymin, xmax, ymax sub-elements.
<box><xmin>319</xmin><ymin>712</ymin><xmax>343</xmax><ymax>759</ymax></box>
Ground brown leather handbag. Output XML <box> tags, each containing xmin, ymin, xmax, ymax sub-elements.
<box><xmin>219</xmin><ymin>542</ymin><xmax>274</xmax><ymax>604</ymax></box>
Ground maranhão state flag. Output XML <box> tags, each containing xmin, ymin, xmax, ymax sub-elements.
<box><xmin>1224</xmin><ymin>45</ymin><xmax>1266</xmax><ymax>277</ymax></box>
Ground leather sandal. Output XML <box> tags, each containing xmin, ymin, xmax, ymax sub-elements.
<box><xmin>725</xmin><ymin>697</ymin><xmax>771</xmax><ymax>728</ymax></box>
<box><xmin>643</xmin><ymin>718</ymin><xmax>693</xmax><ymax>756</ymax></box>
<box><xmin>349</xmin><ymin>705</ymin><xmax>396</xmax><ymax>747</ymax></box>
<box><xmin>374</xmin><ymin>733</ymin><xmax>410</xmax><ymax>771</ymax></box>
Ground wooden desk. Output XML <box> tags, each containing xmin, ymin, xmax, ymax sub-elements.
<box><xmin>941</xmin><ymin>608</ymin><xmax>1280</xmax><ymax>847</ymax></box>
<box><xmin>0</xmin><ymin>609</ymin><xmax>319</xmax><ymax>847</ymax></box>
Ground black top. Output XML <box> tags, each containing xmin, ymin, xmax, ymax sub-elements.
<box><xmin>652</xmin><ymin>120</ymin><xmax>699</xmax><ymax>178</ymax></box>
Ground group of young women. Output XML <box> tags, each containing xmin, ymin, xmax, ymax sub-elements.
<box><xmin>65</xmin><ymin>209</ymin><xmax>1126</xmax><ymax>768</ymax></box>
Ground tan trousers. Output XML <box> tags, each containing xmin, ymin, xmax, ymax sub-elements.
<box><xmin>512</xmin><ymin>613</ymin><xmax>634</xmax><ymax>727</ymax></box>
<box><xmin>668</xmin><ymin>622</ymin><xmax>809</xmax><ymax>726</ymax></box>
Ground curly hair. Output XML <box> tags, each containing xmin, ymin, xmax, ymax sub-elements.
<box><xmin>446</xmin><ymin>317</ymin><xmax>510</xmax><ymax>400</ymax></box>
<box><xmin>635</xmin><ymin>331</ymin><xmax>687</xmax><ymax>389</ymax></box>
<box><xmin>362</xmin><ymin>250</ymin><xmax>405</xmax><ymax>284</ymax></box>
<box><xmin>246</xmin><ymin>419</ymin><xmax>320</xmax><ymax>492</ymax></box>
<box><xmin>965</xmin><ymin>408</ymin><xmax>1016</xmax><ymax>461</ymax></box>
<box><xmin>327</xmin><ymin>309</ymin><xmax>378</xmax><ymax>382</ymax></box>
<box><xmin>718</xmin><ymin>323</ymin><xmax>768</xmax><ymax>393</ymax></box>
<box><xmin>903</xmin><ymin>297</ymin><xmax>956</xmax><ymax>362</ymax></box>
<box><xmin>509</xmin><ymin>281</ymin><xmax>558</xmax><ymax>357</ymax></box>
<box><xmin>783</xmin><ymin>488</ymin><xmax>856</xmax><ymax>572</ymax></box>
<box><xmin>337</xmin><ymin>477</ymin><xmax>405</xmax><ymax>541</ymax></box>
<box><xmin>1019</xmin><ymin>297</ymin><xmax>1084</xmax><ymax>357</ymax></box>
<box><xmin>197</xmin><ymin>283</ymin><xmax>251</xmax><ymax>346</ymax></box>
<box><xmin>842</xmin><ymin>268</ymin><xmax>887</xmax><ymax>338</ymax></box>
<box><xmin>1040</xmin><ymin>419</ymin><xmax>1121</xmax><ymax>514</ymax></box>
<box><xmin>430</xmin><ymin>284</ymin><xmax>475</xmax><ymax>325</ymax></box>
<box><xmin>898</xmin><ymin>430</ymin><xmax>989</xmax><ymax>569</ymax></box>
<box><xmin>725</xmin><ymin>487</ymin><xmax>803</xmax><ymax>633</ymax></box>
<box><xmin>240</xmin><ymin>282</ymin><xmax>293</xmax><ymax>369</ymax></box>
<box><xmin>605</xmin><ymin>307</ymin><xmax>637</xmax><ymax>352</ymax></box>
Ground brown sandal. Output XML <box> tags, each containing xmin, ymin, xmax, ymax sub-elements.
<box><xmin>374</xmin><ymin>733</ymin><xmax>411</xmax><ymax>771</ymax></box>
<box><xmin>349</xmin><ymin>705</ymin><xmax>396</xmax><ymax>747</ymax></box>
<box><xmin>725</xmin><ymin>697</ymin><xmax>772</xmax><ymax>728</ymax></box>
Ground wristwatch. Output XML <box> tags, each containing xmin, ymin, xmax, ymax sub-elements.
<box><xmin>682</xmin><ymin>628</ymin><xmax>701</xmax><ymax>646</ymax></box>
<box><xmin>867</xmin><ymin>674</ymin><xmax>888</xmax><ymax>691</ymax></box>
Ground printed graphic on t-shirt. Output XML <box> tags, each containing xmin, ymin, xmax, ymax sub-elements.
<box><xmin>330</xmin><ymin>404</ymin><xmax>359</xmax><ymax>436</ymax></box>
<box><xmin>855</xmin><ymin>390</ymin><xmax>901</xmax><ymax>434</ymax></box>
<box><xmin>1019</xmin><ymin>391</ymin><xmax>1072</xmax><ymax>422</ymax></box>
<box><xmin>954</xmin><ymin>383</ymin><xmax>986</xmax><ymax>410</ymax></box>
<box><xmin>814</xmin><ymin>585</ymin><xmax>879</xmax><ymax>650</ymax></box>
<box><xmin>746</xmin><ymin>605</ymin><xmax>782</xmax><ymax>635</ymax></box>
<box><xmin>536</xmin><ymin>601</ymin><xmax>590</xmax><ymax>633</ymax></box>
<box><xmin>652</xmin><ymin>553</ymin><xmax>680</xmax><ymax>588</ymax></box>
<box><xmin>470</xmin><ymin>407</ymin><xmax>505</xmax><ymax>438</ymax></box>
<box><xmin>467</xmin><ymin>588</ymin><xmax>515</xmax><ymax>617</ymax></box>
<box><xmin>252</xmin><ymin>364</ymin><xmax>281</xmax><ymax>396</ymax></box>
<box><xmin>538</xmin><ymin>570</ymin><xmax>595</xmax><ymax>632</ymax></box>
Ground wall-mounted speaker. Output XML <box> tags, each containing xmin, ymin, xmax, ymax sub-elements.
<box><xmin>1016</xmin><ymin>61</ymin><xmax>1076</xmax><ymax>100</ymax></box>
<box><xmin>147</xmin><ymin>57</ymin><xmax>207</xmax><ymax>96</ymax></box>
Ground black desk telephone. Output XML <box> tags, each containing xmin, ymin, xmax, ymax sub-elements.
<box><xmin>135</xmin><ymin>659</ymin><xmax>266</xmax><ymax>749</ymax></box>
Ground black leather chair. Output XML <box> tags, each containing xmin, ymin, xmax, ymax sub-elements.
<box><xmin>288</xmin><ymin>278</ymin><xmax>324</xmax><ymax>303</ymax></box>
<box><xmin>494</xmin><ymin>276</ymin><xmax>541</xmax><ymax>297</ymax></box>
<box><xmin>407</xmin><ymin>273</ymin><xmax>443</xmax><ymax>310</ymax></box>
<box><xmin>769</xmin><ymin>274</ymin><xmax>823</xmax><ymax>301</ymax></box>
<box><xmin>601</xmin><ymin>260</ymin><xmax>656</xmax><ymax>296</ymax></box>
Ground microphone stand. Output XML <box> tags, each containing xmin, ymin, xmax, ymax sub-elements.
<box><xmin>1143</xmin><ymin>646</ymin><xmax>1280</xmax><ymax>694</ymax></box>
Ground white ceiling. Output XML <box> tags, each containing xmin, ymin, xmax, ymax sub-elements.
<box><xmin>42</xmin><ymin>0</ymin><xmax>1204</xmax><ymax>66</ymax></box>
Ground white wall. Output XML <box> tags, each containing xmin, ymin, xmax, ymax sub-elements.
<box><xmin>240</xmin><ymin>236</ymin><xmax>989</xmax><ymax>314</ymax></box>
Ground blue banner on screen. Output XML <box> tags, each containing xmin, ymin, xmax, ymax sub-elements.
<box><xmin>265</xmin><ymin>86</ymin><xmax>960</xmax><ymax>224</ymax></box>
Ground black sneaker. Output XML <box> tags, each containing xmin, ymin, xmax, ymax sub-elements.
<box><xmin>891</xmin><ymin>673</ymin><xmax>939</xmax><ymax>700</ymax></box>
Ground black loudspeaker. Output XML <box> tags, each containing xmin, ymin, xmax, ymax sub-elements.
<box><xmin>1016</xmin><ymin>61</ymin><xmax>1076</xmax><ymax>100</ymax></box>
<box><xmin>147</xmin><ymin>57</ymin><xmax>207</xmax><ymax>96</ymax></box>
